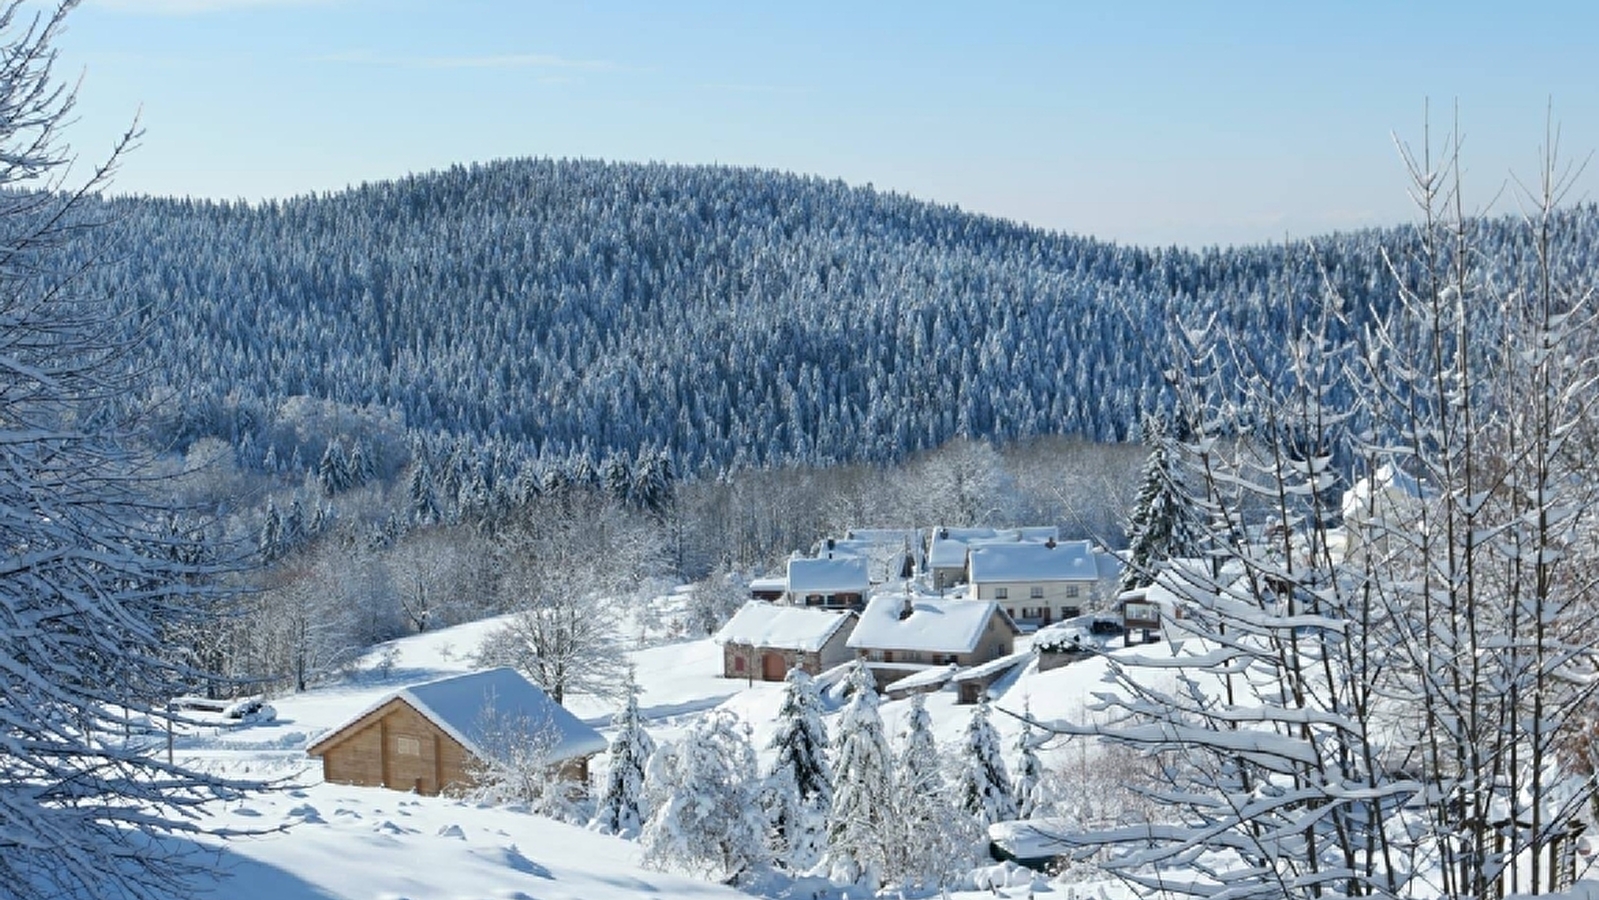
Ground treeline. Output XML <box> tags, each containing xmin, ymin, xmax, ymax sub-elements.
<box><xmin>173</xmin><ymin>434</ymin><xmax>1140</xmax><ymax>696</ymax></box>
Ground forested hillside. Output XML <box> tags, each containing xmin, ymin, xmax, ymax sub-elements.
<box><xmin>77</xmin><ymin>157</ymin><xmax>1599</xmax><ymax>480</ymax></box>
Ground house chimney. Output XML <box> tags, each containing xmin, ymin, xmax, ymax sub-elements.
<box><xmin>899</xmin><ymin>595</ymin><xmax>914</xmax><ymax>620</ymax></box>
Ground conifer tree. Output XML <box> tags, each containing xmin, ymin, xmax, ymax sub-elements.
<box><xmin>824</xmin><ymin>661</ymin><xmax>894</xmax><ymax>888</ymax></box>
<box><xmin>1120</xmin><ymin>412</ymin><xmax>1197</xmax><ymax>592</ymax></box>
<box><xmin>641</xmin><ymin>709</ymin><xmax>768</xmax><ymax>883</ymax></box>
<box><xmin>762</xmin><ymin>668</ymin><xmax>832</xmax><ymax>871</ymax></box>
<box><xmin>956</xmin><ymin>696</ymin><xmax>1016</xmax><ymax>826</ymax></box>
<box><xmin>887</xmin><ymin>692</ymin><xmax>976</xmax><ymax>890</ymax></box>
<box><xmin>593</xmin><ymin>667</ymin><xmax>655</xmax><ymax>837</ymax></box>
<box><xmin>318</xmin><ymin>440</ymin><xmax>351</xmax><ymax>495</ymax></box>
<box><xmin>1012</xmin><ymin>706</ymin><xmax>1046</xmax><ymax>819</ymax></box>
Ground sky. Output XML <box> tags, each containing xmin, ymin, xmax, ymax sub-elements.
<box><xmin>46</xmin><ymin>0</ymin><xmax>1599</xmax><ymax>247</ymax></box>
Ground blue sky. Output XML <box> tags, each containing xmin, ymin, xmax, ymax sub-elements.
<box><xmin>53</xmin><ymin>0</ymin><xmax>1599</xmax><ymax>247</ymax></box>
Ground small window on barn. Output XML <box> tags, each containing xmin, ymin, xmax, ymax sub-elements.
<box><xmin>995</xmin><ymin>587</ymin><xmax>1008</xmax><ymax>600</ymax></box>
<box><xmin>1030</xmin><ymin>586</ymin><xmax>1044</xmax><ymax>599</ymax></box>
<box><xmin>396</xmin><ymin>735</ymin><xmax>421</xmax><ymax>756</ymax></box>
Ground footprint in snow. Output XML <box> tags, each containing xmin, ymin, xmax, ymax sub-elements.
<box><xmin>373</xmin><ymin>820</ymin><xmax>416</xmax><ymax>835</ymax></box>
<box><xmin>437</xmin><ymin>824</ymin><xmax>466</xmax><ymax>839</ymax></box>
<box><xmin>232</xmin><ymin>807</ymin><xmax>262</xmax><ymax>817</ymax></box>
<box><xmin>286</xmin><ymin>804</ymin><xmax>324</xmax><ymax>824</ymax></box>
<box><xmin>334</xmin><ymin>808</ymin><xmax>361</xmax><ymax>818</ymax></box>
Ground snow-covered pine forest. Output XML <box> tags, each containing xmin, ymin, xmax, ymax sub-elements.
<box><xmin>63</xmin><ymin>157</ymin><xmax>1599</xmax><ymax>478</ymax></box>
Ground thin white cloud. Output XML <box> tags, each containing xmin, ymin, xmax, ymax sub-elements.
<box><xmin>317</xmin><ymin>49</ymin><xmax>618</xmax><ymax>73</ymax></box>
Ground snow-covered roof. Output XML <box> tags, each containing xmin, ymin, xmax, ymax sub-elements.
<box><xmin>950</xmin><ymin>649</ymin><xmax>1034</xmax><ymax>682</ymax></box>
<box><xmin>308</xmin><ymin>668</ymin><xmax>607</xmax><ymax>764</ymax></box>
<box><xmin>787</xmin><ymin>555</ymin><xmax>869</xmax><ymax>593</ymax></box>
<box><xmin>883</xmin><ymin>663</ymin><xmax>958</xmax><ymax>693</ymax></box>
<box><xmin>967</xmin><ymin>540</ymin><xmax>1099</xmax><ymax>583</ymax></box>
<box><xmin>844</xmin><ymin>527</ymin><xmax>920</xmax><ymax>546</ymax></box>
<box><xmin>927</xmin><ymin>536</ymin><xmax>972</xmax><ymax>569</ymax></box>
<box><xmin>714</xmin><ymin>600</ymin><xmax>855</xmax><ymax>652</ymax></box>
<box><xmin>748</xmin><ymin>575</ymin><xmax>788</xmax><ymax>593</ymax></box>
<box><xmin>847</xmin><ymin>595</ymin><xmax>1015</xmax><ymax>654</ymax></box>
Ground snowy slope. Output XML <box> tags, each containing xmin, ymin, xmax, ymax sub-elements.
<box><xmin>170</xmin><ymin>614</ymin><xmax>1165</xmax><ymax>899</ymax></box>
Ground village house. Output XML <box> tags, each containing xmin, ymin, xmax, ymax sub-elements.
<box><xmin>715</xmin><ymin>600</ymin><xmax>858</xmax><ymax>681</ymax></box>
<box><xmin>305</xmin><ymin>668</ymin><xmax>606</xmax><ymax>797</ymax></box>
<box><xmin>846</xmin><ymin>593</ymin><xmax>1021</xmax><ymax>691</ymax></box>
<box><xmin>785</xmin><ymin>554</ymin><xmax>870</xmax><ymax>611</ymax></box>
<box><xmin>967</xmin><ymin>538</ymin><xmax>1121</xmax><ymax>627</ymax></box>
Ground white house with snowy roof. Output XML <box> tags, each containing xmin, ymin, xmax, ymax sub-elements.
<box><xmin>967</xmin><ymin>539</ymin><xmax>1121</xmax><ymax>627</ymax></box>
<box><xmin>715</xmin><ymin>600</ymin><xmax>857</xmax><ymax>681</ymax></box>
<box><xmin>785</xmin><ymin>555</ymin><xmax>870</xmax><ymax>611</ymax></box>
<box><xmin>306</xmin><ymin>668</ymin><xmax>607</xmax><ymax>796</ymax></box>
<box><xmin>846</xmin><ymin>594</ymin><xmax>1020</xmax><ymax>690</ymax></box>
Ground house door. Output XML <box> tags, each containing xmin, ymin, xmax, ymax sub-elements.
<box><xmin>761</xmin><ymin>652</ymin><xmax>787</xmax><ymax>681</ymax></box>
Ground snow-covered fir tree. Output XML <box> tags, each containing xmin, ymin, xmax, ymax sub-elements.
<box><xmin>1012</xmin><ymin>704</ymin><xmax>1046</xmax><ymax>820</ymax></box>
<box><xmin>824</xmin><ymin>660</ymin><xmax>894</xmax><ymax>888</ymax></box>
<box><xmin>318</xmin><ymin>440</ymin><xmax>352</xmax><ymax>495</ymax></box>
<box><xmin>593</xmin><ymin>667</ymin><xmax>655</xmax><ymax>837</ymax></box>
<box><xmin>1119</xmin><ymin>412</ymin><xmax>1197</xmax><ymax>592</ymax></box>
<box><xmin>761</xmin><ymin>668</ymin><xmax>832</xmax><ymax>871</ymax></box>
<box><xmin>887</xmin><ymin>691</ymin><xmax>977</xmax><ymax>891</ymax></box>
<box><xmin>641</xmin><ymin>709</ymin><xmax>768</xmax><ymax>884</ymax></box>
<box><xmin>956</xmin><ymin>696</ymin><xmax>1017</xmax><ymax>826</ymax></box>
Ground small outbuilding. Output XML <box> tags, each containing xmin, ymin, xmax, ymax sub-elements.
<box><xmin>715</xmin><ymin>600</ymin><xmax>858</xmax><ymax>680</ymax></box>
<box><xmin>305</xmin><ymin>667</ymin><xmax>607</xmax><ymax>796</ymax></box>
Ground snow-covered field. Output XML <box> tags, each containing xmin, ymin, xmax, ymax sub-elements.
<box><xmin>170</xmin><ymin>609</ymin><xmax>1153</xmax><ymax>900</ymax></box>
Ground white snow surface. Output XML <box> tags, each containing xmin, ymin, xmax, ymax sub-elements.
<box><xmin>308</xmin><ymin>666</ymin><xmax>608</xmax><ymax>763</ymax></box>
<box><xmin>713</xmin><ymin>600</ymin><xmax>854</xmax><ymax>651</ymax></box>
<box><xmin>847</xmin><ymin>594</ymin><xmax>1006</xmax><ymax>654</ymax></box>
<box><xmin>153</xmin><ymin>608</ymin><xmax>1224</xmax><ymax>899</ymax></box>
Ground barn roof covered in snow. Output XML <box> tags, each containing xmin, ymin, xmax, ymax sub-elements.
<box><xmin>787</xmin><ymin>555</ymin><xmax>870</xmax><ymax>593</ymax></box>
<box><xmin>307</xmin><ymin>668</ymin><xmax>607</xmax><ymax>764</ymax></box>
<box><xmin>967</xmin><ymin>540</ymin><xmax>1100</xmax><ymax>583</ymax></box>
<box><xmin>848</xmin><ymin>595</ymin><xmax>1017</xmax><ymax>654</ymax></box>
<box><xmin>715</xmin><ymin>601</ymin><xmax>856</xmax><ymax>652</ymax></box>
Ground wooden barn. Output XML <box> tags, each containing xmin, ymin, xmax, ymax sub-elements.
<box><xmin>305</xmin><ymin>668</ymin><xmax>607</xmax><ymax>796</ymax></box>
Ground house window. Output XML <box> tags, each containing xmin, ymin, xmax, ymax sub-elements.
<box><xmin>1066</xmin><ymin>585</ymin><xmax>1081</xmax><ymax>598</ymax></box>
<box><xmin>1030</xmin><ymin>586</ymin><xmax>1044</xmax><ymax>599</ymax></box>
<box><xmin>734</xmin><ymin>656</ymin><xmax>746</xmax><ymax>672</ymax></box>
<box><xmin>806</xmin><ymin>594</ymin><xmax>823</xmax><ymax>606</ymax></box>
<box><xmin>995</xmin><ymin>587</ymin><xmax>1009</xmax><ymax>600</ymax></box>
<box><xmin>396</xmin><ymin>735</ymin><xmax>421</xmax><ymax>757</ymax></box>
